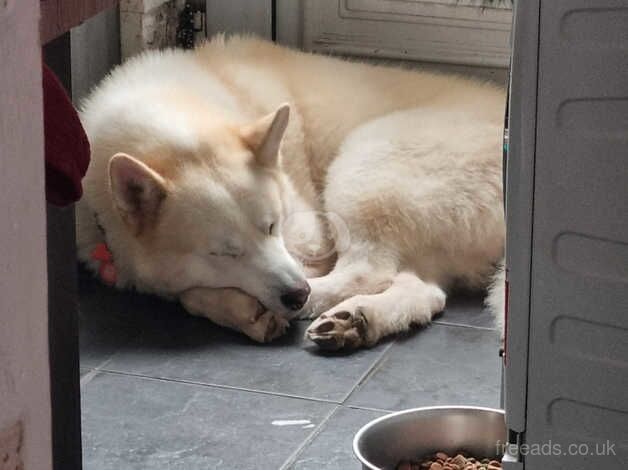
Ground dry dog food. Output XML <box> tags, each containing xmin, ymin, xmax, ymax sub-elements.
<box><xmin>396</xmin><ymin>451</ymin><xmax>502</xmax><ymax>470</ymax></box>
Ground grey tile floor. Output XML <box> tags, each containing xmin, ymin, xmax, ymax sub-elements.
<box><xmin>79</xmin><ymin>270</ymin><xmax>502</xmax><ymax>470</ymax></box>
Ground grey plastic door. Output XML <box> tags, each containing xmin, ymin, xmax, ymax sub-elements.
<box><xmin>524</xmin><ymin>1</ymin><xmax>628</xmax><ymax>469</ymax></box>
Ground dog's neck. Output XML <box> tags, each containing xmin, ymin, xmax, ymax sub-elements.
<box><xmin>279</xmin><ymin>176</ymin><xmax>335</xmax><ymax>275</ymax></box>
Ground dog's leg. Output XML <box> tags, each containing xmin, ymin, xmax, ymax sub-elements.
<box><xmin>306</xmin><ymin>272</ymin><xmax>446</xmax><ymax>350</ymax></box>
<box><xmin>180</xmin><ymin>287</ymin><xmax>289</xmax><ymax>343</ymax></box>
<box><xmin>300</xmin><ymin>246</ymin><xmax>397</xmax><ymax>319</ymax></box>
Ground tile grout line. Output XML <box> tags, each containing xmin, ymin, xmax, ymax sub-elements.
<box><xmin>78</xmin><ymin>317</ymin><xmax>146</xmax><ymax>389</ymax></box>
<box><xmin>340</xmin><ymin>340</ymin><xmax>395</xmax><ymax>404</ymax></box>
<box><xmin>342</xmin><ymin>403</ymin><xmax>394</xmax><ymax>414</ymax></box>
<box><xmin>79</xmin><ymin>357</ymin><xmax>115</xmax><ymax>388</ymax></box>
<box><xmin>94</xmin><ymin>368</ymin><xmax>343</xmax><ymax>405</ymax></box>
<box><xmin>79</xmin><ymin>368</ymin><xmax>100</xmax><ymax>388</ymax></box>
<box><xmin>277</xmin><ymin>405</ymin><xmax>340</xmax><ymax>470</ymax></box>
<box><xmin>432</xmin><ymin>320</ymin><xmax>497</xmax><ymax>332</ymax></box>
<box><xmin>276</xmin><ymin>403</ymin><xmax>395</xmax><ymax>470</ymax></box>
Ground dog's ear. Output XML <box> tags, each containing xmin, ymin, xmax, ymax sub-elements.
<box><xmin>240</xmin><ymin>103</ymin><xmax>290</xmax><ymax>167</ymax></box>
<box><xmin>108</xmin><ymin>153</ymin><xmax>168</xmax><ymax>235</ymax></box>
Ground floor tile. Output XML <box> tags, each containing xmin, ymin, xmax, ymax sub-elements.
<box><xmin>347</xmin><ymin>324</ymin><xmax>502</xmax><ymax>411</ymax></box>
<box><xmin>433</xmin><ymin>293</ymin><xmax>497</xmax><ymax>330</ymax></box>
<box><xmin>287</xmin><ymin>406</ymin><xmax>385</xmax><ymax>470</ymax></box>
<box><xmin>81</xmin><ymin>372</ymin><xmax>334</xmax><ymax>470</ymax></box>
<box><xmin>100</xmin><ymin>311</ymin><xmax>391</xmax><ymax>402</ymax></box>
<box><xmin>78</xmin><ymin>270</ymin><xmax>167</xmax><ymax>368</ymax></box>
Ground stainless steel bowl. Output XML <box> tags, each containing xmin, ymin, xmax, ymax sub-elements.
<box><xmin>353</xmin><ymin>406</ymin><xmax>506</xmax><ymax>470</ymax></box>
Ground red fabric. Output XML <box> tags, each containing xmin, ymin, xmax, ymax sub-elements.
<box><xmin>42</xmin><ymin>63</ymin><xmax>90</xmax><ymax>206</ymax></box>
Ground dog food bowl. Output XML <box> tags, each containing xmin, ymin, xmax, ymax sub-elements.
<box><xmin>353</xmin><ymin>406</ymin><xmax>506</xmax><ymax>469</ymax></box>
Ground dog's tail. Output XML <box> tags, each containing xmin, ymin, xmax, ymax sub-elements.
<box><xmin>485</xmin><ymin>259</ymin><xmax>505</xmax><ymax>338</ymax></box>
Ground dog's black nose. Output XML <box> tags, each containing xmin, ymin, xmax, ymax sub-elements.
<box><xmin>280</xmin><ymin>283</ymin><xmax>311</xmax><ymax>311</ymax></box>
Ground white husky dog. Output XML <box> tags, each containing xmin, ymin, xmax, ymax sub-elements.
<box><xmin>77</xmin><ymin>35</ymin><xmax>506</xmax><ymax>349</ymax></box>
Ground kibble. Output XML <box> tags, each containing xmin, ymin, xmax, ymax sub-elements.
<box><xmin>396</xmin><ymin>451</ymin><xmax>502</xmax><ymax>470</ymax></box>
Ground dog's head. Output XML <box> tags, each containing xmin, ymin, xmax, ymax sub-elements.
<box><xmin>107</xmin><ymin>104</ymin><xmax>310</xmax><ymax>314</ymax></box>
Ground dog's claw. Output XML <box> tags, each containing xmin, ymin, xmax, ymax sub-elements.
<box><xmin>251</xmin><ymin>301</ymin><xmax>267</xmax><ymax>323</ymax></box>
<box><xmin>246</xmin><ymin>310</ymin><xmax>289</xmax><ymax>343</ymax></box>
<box><xmin>306</xmin><ymin>309</ymin><xmax>368</xmax><ymax>350</ymax></box>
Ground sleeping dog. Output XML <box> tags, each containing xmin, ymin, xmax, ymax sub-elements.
<box><xmin>77</xmin><ymin>35</ymin><xmax>506</xmax><ymax>349</ymax></box>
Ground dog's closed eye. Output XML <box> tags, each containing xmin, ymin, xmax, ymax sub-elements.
<box><xmin>209</xmin><ymin>243</ymin><xmax>242</xmax><ymax>259</ymax></box>
<box><xmin>208</xmin><ymin>251</ymin><xmax>241</xmax><ymax>259</ymax></box>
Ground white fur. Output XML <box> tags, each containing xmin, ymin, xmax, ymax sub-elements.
<box><xmin>77</xmin><ymin>36</ymin><xmax>506</xmax><ymax>346</ymax></box>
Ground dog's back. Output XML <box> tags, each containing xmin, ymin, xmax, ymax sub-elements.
<box><xmin>80</xmin><ymin>34</ymin><xmax>505</xmax><ymax>218</ymax></box>
<box><xmin>194</xmin><ymin>36</ymin><xmax>505</xmax><ymax>186</ymax></box>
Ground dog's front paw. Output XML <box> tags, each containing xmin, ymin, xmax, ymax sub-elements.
<box><xmin>180</xmin><ymin>287</ymin><xmax>290</xmax><ymax>343</ymax></box>
<box><xmin>306</xmin><ymin>308</ymin><xmax>368</xmax><ymax>350</ymax></box>
<box><xmin>242</xmin><ymin>308</ymin><xmax>290</xmax><ymax>343</ymax></box>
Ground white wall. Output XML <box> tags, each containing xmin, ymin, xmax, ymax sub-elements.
<box><xmin>209</xmin><ymin>0</ymin><xmax>511</xmax><ymax>67</ymax></box>
<box><xmin>206</xmin><ymin>0</ymin><xmax>272</xmax><ymax>39</ymax></box>
<box><xmin>71</xmin><ymin>5</ymin><xmax>121</xmax><ymax>102</ymax></box>
<box><xmin>0</xmin><ymin>1</ymin><xmax>52</xmax><ymax>468</ymax></box>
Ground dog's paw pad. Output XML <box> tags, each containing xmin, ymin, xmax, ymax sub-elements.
<box><xmin>312</xmin><ymin>319</ymin><xmax>335</xmax><ymax>333</ymax></box>
<box><xmin>306</xmin><ymin>309</ymin><xmax>368</xmax><ymax>350</ymax></box>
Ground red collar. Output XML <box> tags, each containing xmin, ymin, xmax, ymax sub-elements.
<box><xmin>90</xmin><ymin>243</ymin><xmax>117</xmax><ymax>286</ymax></box>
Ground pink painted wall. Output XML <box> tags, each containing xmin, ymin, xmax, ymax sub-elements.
<box><xmin>0</xmin><ymin>0</ymin><xmax>53</xmax><ymax>468</ymax></box>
